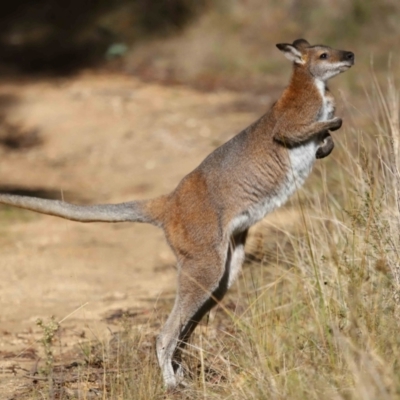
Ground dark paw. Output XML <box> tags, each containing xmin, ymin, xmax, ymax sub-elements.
<box><xmin>329</xmin><ymin>117</ymin><xmax>342</xmax><ymax>132</ymax></box>
<box><xmin>316</xmin><ymin>134</ymin><xmax>334</xmax><ymax>159</ymax></box>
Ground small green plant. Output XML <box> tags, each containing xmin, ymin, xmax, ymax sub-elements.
<box><xmin>36</xmin><ymin>316</ymin><xmax>60</xmax><ymax>375</ymax></box>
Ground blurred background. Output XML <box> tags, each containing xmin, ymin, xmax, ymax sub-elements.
<box><xmin>0</xmin><ymin>0</ymin><xmax>398</xmax><ymax>152</ymax></box>
<box><xmin>1</xmin><ymin>1</ymin><xmax>400</xmax><ymax>399</ymax></box>
<box><xmin>0</xmin><ymin>0</ymin><xmax>398</xmax><ymax>83</ymax></box>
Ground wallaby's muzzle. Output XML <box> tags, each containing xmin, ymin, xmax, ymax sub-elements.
<box><xmin>342</xmin><ymin>51</ymin><xmax>355</xmax><ymax>65</ymax></box>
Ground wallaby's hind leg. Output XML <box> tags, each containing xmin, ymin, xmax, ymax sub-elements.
<box><xmin>228</xmin><ymin>230</ymin><xmax>248</xmax><ymax>288</ymax></box>
<box><xmin>156</xmin><ymin>246</ymin><xmax>231</xmax><ymax>389</ymax></box>
<box><xmin>156</xmin><ymin>230</ymin><xmax>249</xmax><ymax>389</ymax></box>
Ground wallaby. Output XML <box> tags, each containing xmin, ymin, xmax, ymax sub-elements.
<box><xmin>0</xmin><ymin>39</ymin><xmax>354</xmax><ymax>389</ymax></box>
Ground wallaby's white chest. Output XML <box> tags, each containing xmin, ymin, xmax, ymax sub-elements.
<box><xmin>315</xmin><ymin>79</ymin><xmax>335</xmax><ymax>121</ymax></box>
<box><xmin>230</xmin><ymin>141</ymin><xmax>317</xmax><ymax>234</ymax></box>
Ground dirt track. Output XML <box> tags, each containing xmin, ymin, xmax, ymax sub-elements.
<box><xmin>0</xmin><ymin>73</ymin><xmax>276</xmax><ymax>397</ymax></box>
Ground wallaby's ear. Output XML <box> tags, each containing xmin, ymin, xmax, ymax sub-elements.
<box><xmin>292</xmin><ymin>38</ymin><xmax>310</xmax><ymax>50</ymax></box>
<box><xmin>276</xmin><ymin>42</ymin><xmax>305</xmax><ymax>65</ymax></box>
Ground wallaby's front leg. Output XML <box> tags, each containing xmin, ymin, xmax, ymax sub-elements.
<box><xmin>274</xmin><ymin>117</ymin><xmax>342</xmax><ymax>147</ymax></box>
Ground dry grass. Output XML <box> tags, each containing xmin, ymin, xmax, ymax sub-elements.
<box><xmin>15</xmin><ymin>75</ymin><xmax>400</xmax><ymax>400</ymax></box>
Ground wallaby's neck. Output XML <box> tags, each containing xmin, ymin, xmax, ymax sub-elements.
<box><xmin>276</xmin><ymin>66</ymin><xmax>318</xmax><ymax>107</ymax></box>
<box><xmin>290</xmin><ymin>65</ymin><xmax>321</xmax><ymax>92</ymax></box>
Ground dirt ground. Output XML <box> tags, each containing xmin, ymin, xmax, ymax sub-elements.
<box><xmin>0</xmin><ymin>72</ymin><xmax>286</xmax><ymax>398</ymax></box>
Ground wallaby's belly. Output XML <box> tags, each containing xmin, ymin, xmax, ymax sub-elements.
<box><xmin>230</xmin><ymin>141</ymin><xmax>318</xmax><ymax>234</ymax></box>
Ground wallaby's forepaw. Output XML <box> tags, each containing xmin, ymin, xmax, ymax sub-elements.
<box><xmin>316</xmin><ymin>134</ymin><xmax>334</xmax><ymax>159</ymax></box>
<box><xmin>328</xmin><ymin>117</ymin><xmax>343</xmax><ymax>132</ymax></box>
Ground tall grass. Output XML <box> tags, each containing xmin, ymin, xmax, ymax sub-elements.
<box><xmin>220</xmin><ymin>75</ymin><xmax>400</xmax><ymax>399</ymax></box>
<box><xmin>24</xmin><ymin>78</ymin><xmax>400</xmax><ymax>399</ymax></box>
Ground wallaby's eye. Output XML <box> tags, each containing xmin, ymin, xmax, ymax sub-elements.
<box><xmin>320</xmin><ymin>53</ymin><xmax>328</xmax><ymax>59</ymax></box>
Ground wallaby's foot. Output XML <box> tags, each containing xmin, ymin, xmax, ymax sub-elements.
<box><xmin>161</xmin><ymin>362</ymin><xmax>188</xmax><ymax>392</ymax></box>
<box><xmin>165</xmin><ymin>382</ymin><xmax>188</xmax><ymax>396</ymax></box>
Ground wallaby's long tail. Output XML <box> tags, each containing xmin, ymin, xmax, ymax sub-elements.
<box><xmin>0</xmin><ymin>194</ymin><xmax>165</xmax><ymax>225</ymax></box>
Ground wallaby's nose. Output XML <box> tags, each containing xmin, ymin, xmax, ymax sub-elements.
<box><xmin>345</xmin><ymin>51</ymin><xmax>355</xmax><ymax>63</ymax></box>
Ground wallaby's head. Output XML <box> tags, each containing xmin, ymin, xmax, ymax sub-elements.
<box><xmin>276</xmin><ymin>39</ymin><xmax>354</xmax><ymax>82</ymax></box>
